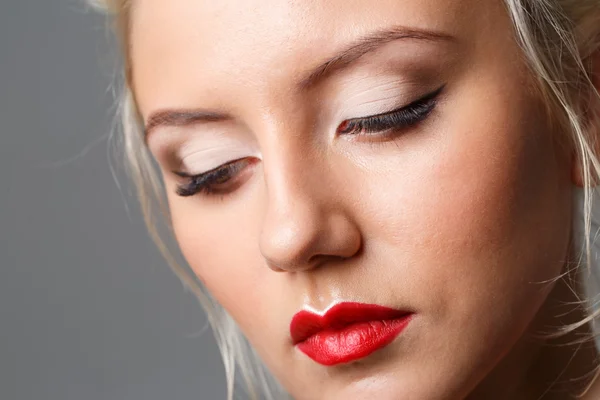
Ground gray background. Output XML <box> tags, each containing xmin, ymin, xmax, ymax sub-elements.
<box><xmin>1</xmin><ymin>1</ymin><xmax>227</xmax><ymax>399</ymax></box>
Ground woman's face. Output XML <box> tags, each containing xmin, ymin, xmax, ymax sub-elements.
<box><xmin>132</xmin><ymin>0</ymin><xmax>576</xmax><ymax>398</ymax></box>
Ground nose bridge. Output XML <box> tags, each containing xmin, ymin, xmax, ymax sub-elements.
<box><xmin>264</xmin><ymin>131</ymin><xmax>324</xmax><ymax>207</ymax></box>
<box><xmin>255</xmin><ymin>94</ymin><xmax>329</xmax><ymax>214</ymax></box>
<box><xmin>259</xmin><ymin>126</ymin><xmax>328</xmax><ymax>271</ymax></box>
<box><xmin>253</xmin><ymin>96</ymin><xmax>362</xmax><ymax>273</ymax></box>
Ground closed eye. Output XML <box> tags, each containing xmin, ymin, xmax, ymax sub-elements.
<box><xmin>174</xmin><ymin>157</ymin><xmax>257</xmax><ymax>198</ymax></box>
<box><xmin>172</xmin><ymin>85</ymin><xmax>444</xmax><ymax>198</ymax></box>
<box><xmin>336</xmin><ymin>85</ymin><xmax>445</xmax><ymax>136</ymax></box>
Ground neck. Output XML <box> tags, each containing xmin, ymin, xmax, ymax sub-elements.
<box><xmin>468</xmin><ymin>267</ymin><xmax>600</xmax><ymax>400</ymax></box>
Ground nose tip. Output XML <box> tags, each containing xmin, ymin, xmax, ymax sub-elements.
<box><xmin>261</xmin><ymin>215</ymin><xmax>321</xmax><ymax>272</ymax></box>
<box><xmin>259</xmin><ymin>205</ymin><xmax>361</xmax><ymax>273</ymax></box>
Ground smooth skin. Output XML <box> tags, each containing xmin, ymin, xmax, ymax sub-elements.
<box><xmin>130</xmin><ymin>0</ymin><xmax>600</xmax><ymax>398</ymax></box>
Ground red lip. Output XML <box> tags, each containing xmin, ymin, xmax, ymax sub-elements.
<box><xmin>290</xmin><ymin>302</ymin><xmax>413</xmax><ymax>366</ymax></box>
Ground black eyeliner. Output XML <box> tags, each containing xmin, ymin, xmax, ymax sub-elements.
<box><xmin>174</xmin><ymin>159</ymin><xmax>243</xmax><ymax>197</ymax></box>
<box><xmin>174</xmin><ymin>85</ymin><xmax>445</xmax><ymax>197</ymax></box>
<box><xmin>340</xmin><ymin>84</ymin><xmax>445</xmax><ymax>135</ymax></box>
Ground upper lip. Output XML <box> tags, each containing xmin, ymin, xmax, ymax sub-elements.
<box><xmin>290</xmin><ymin>302</ymin><xmax>412</xmax><ymax>344</ymax></box>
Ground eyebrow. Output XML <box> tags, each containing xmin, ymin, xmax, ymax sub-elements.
<box><xmin>143</xmin><ymin>26</ymin><xmax>455</xmax><ymax>139</ymax></box>
<box><xmin>144</xmin><ymin>110</ymin><xmax>227</xmax><ymax>140</ymax></box>
<box><xmin>299</xmin><ymin>26</ymin><xmax>454</xmax><ymax>89</ymax></box>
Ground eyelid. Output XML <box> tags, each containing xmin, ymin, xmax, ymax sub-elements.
<box><xmin>347</xmin><ymin>84</ymin><xmax>445</xmax><ymax>121</ymax></box>
<box><xmin>330</xmin><ymin>79</ymin><xmax>442</xmax><ymax>125</ymax></box>
<box><xmin>173</xmin><ymin>157</ymin><xmax>246</xmax><ymax>178</ymax></box>
<box><xmin>178</xmin><ymin>147</ymin><xmax>258</xmax><ymax>175</ymax></box>
<box><xmin>173</xmin><ymin>132</ymin><xmax>259</xmax><ymax>175</ymax></box>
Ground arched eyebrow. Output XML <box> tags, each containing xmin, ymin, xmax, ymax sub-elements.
<box><xmin>144</xmin><ymin>110</ymin><xmax>228</xmax><ymax>142</ymax></box>
<box><xmin>143</xmin><ymin>25</ymin><xmax>455</xmax><ymax>140</ymax></box>
<box><xmin>299</xmin><ymin>26</ymin><xmax>455</xmax><ymax>90</ymax></box>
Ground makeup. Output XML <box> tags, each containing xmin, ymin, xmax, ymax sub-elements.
<box><xmin>290</xmin><ymin>303</ymin><xmax>413</xmax><ymax>366</ymax></box>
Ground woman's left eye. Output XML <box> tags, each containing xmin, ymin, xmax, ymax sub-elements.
<box><xmin>337</xmin><ymin>85</ymin><xmax>445</xmax><ymax>136</ymax></box>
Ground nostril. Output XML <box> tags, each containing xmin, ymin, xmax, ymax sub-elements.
<box><xmin>265</xmin><ymin>253</ymin><xmax>359</xmax><ymax>274</ymax></box>
<box><xmin>259</xmin><ymin>207</ymin><xmax>362</xmax><ymax>272</ymax></box>
<box><xmin>265</xmin><ymin>260</ymin><xmax>287</xmax><ymax>273</ymax></box>
<box><xmin>259</xmin><ymin>210</ymin><xmax>323</xmax><ymax>272</ymax></box>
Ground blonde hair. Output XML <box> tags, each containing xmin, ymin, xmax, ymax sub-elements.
<box><xmin>87</xmin><ymin>0</ymin><xmax>600</xmax><ymax>399</ymax></box>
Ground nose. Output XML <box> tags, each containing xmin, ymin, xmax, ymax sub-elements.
<box><xmin>259</xmin><ymin>152</ymin><xmax>362</xmax><ymax>273</ymax></box>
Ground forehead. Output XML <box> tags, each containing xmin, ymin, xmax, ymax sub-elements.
<box><xmin>129</xmin><ymin>0</ymin><xmax>504</xmax><ymax>116</ymax></box>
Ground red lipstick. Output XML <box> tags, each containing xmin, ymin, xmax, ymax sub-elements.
<box><xmin>290</xmin><ymin>302</ymin><xmax>412</xmax><ymax>366</ymax></box>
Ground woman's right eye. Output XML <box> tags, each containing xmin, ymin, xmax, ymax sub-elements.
<box><xmin>174</xmin><ymin>157</ymin><xmax>256</xmax><ymax>198</ymax></box>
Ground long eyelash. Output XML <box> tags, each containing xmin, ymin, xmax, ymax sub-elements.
<box><xmin>174</xmin><ymin>159</ymin><xmax>243</xmax><ymax>197</ymax></box>
<box><xmin>173</xmin><ymin>87</ymin><xmax>444</xmax><ymax>197</ymax></box>
<box><xmin>340</xmin><ymin>85</ymin><xmax>445</xmax><ymax>135</ymax></box>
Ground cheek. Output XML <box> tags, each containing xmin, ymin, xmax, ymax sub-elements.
<box><xmin>424</xmin><ymin>126</ymin><xmax>566</xmax><ymax>321</ymax></box>
<box><xmin>168</xmin><ymin>198</ymin><xmax>265</xmax><ymax>317</ymax></box>
<box><xmin>359</xmin><ymin>85</ymin><xmax>572</xmax><ymax>340</ymax></box>
<box><xmin>167</xmin><ymin>193</ymin><xmax>286</xmax><ymax>347</ymax></box>
<box><xmin>437</xmin><ymin>95</ymin><xmax>570</xmax><ymax>288</ymax></box>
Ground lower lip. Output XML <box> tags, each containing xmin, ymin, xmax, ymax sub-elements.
<box><xmin>296</xmin><ymin>315</ymin><xmax>412</xmax><ymax>366</ymax></box>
